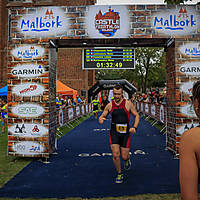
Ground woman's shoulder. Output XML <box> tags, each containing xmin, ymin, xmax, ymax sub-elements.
<box><xmin>180</xmin><ymin>127</ymin><xmax>200</xmax><ymax>149</ymax></box>
<box><xmin>181</xmin><ymin>127</ymin><xmax>200</xmax><ymax>139</ymax></box>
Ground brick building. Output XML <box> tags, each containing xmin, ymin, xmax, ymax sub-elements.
<box><xmin>0</xmin><ymin>0</ymin><xmax>96</xmax><ymax>96</ymax></box>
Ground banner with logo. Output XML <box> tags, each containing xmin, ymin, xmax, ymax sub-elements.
<box><xmin>11</xmin><ymin>103</ymin><xmax>45</xmax><ymax>118</ymax></box>
<box><xmin>85</xmin><ymin>104</ymin><xmax>88</xmax><ymax>113</ymax></box>
<box><xmin>144</xmin><ymin>103</ymin><xmax>149</xmax><ymax>114</ymax></box>
<box><xmin>18</xmin><ymin>7</ymin><xmax>69</xmax><ymax>38</ymax></box>
<box><xmin>11</xmin><ymin>64</ymin><xmax>46</xmax><ymax>79</ymax></box>
<box><xmin>68</xmin><ymin>108</ymin><xmax>74</xmax><ymax>120</ymax></box>
<box><xmin>179</xmin><ymin>42</ymin><xmax>200</xmax><ymax>57</ymax></box>
<box><xmin>152</xmin><ymin>7</ymin><xmax>199</xmax><ymax>36</ymax></box>
<box><xmin>8</xmin><ymin>141</ymin><xmax>46</xmax><ymax>155</ymax></box>
<box><xmin>8</xmin><ymin>123</ymin><xmax>48</xmax><ymax>138</ymax></box>
<box><xmin>12</xmin><ymin>83</ymin><xmax>45</xmax><ymax>97</ymax></box>
<box><xmin>12</xmin><ymin>45</ymin><xmax>45</xmax><ymax>59</ymax></box>
<box><xmin>86</xmin><ymin>5</ymin><xmax>130</xmax><ymax>38</ymax></box>
<box><xmin>76</xmin><ymin>106</ymin><xmax>80</xmax><ymax>117</ymax></box>
<box><xmin>81</xmin><ymin>105</ymin><xmax>85</xmax><ymax>115</ymax></box>
<box><xmin>59</xmin><ymin>109</ymin><xmax>64</xmax><ymax>126</ymax></box>
<box><xmin>151</xmin><ymin>105</ymin><xmax>156</xmax><ymax>117</ymax></box>
<box><xmin>160</xmin><ymin>105</ymin><xmax>165</xmax><ymax>123</ymax></box>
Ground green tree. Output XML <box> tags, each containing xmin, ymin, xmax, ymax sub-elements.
<box><xmin>164</xmin><ymin>0</ymin><xmax>193</xmax><ymax>4</ymax></box>
<box><xmin>95</xmin><ymin>47</ymin><xmax>166</xmax><ymax>93</ymax></box>
<box><xmin>125</xmin><ymin>47</ymin><xmax>165</xmax><ymax>92</ymax></box>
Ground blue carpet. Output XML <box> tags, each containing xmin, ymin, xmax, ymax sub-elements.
<box><xmin>0</xmin><ymin>114</ymin><xmax>179</xmax><ymax>198</ymax></box>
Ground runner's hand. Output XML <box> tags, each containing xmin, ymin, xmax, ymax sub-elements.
<box><xmin>99</xmin><ymin>117</ymin><xmax>106</xmax><ymax>124</ymax></box>
<box><xmin>129</xmin><ymin>127</ymin><xmax>136</xmax><ymax>134</ymax></box>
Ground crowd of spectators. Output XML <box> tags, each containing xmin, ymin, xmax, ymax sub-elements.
<box><xmin>56</xmin><ymin>87</ymin><xmax>167</xmax><ymax>110</ymax></box>
<box><xmin>56</xmin><ymin>95</ymin><xmax>87</xmax><ymax>109</ymax></box>
<box><xmin>132</xmin><ymin>87</ymin><xmax>167</xmax><ymax>105</ymax></box>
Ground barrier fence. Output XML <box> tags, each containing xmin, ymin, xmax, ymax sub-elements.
<box><xmin>134</xmin><ymin>102</ymin><xmax>167</xmax><ymax>125</ymax></box>
<box><xmin>56</xmin><ymin>103</ymin><xmax>93</xmax><ymax>136</ymax></box>
<box><xmin>133</xmin><ymin>101</ymin><xmax>175</xmax><ymax>154</ymax></box>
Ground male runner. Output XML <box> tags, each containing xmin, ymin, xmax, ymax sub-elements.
<box><xmin>99</xmin><ymin>84</ymin><xmax>140</xmax><ymax>184</ymax></box>
<box><xmin>92</xmin><ymin>96</ymin><xmax>100</xmax><ymax>118</ymax></box>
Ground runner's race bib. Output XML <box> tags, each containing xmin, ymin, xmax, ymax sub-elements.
<box><xmin>116</xmin><ymin>124</ymin><xmax>127</xmax><ymax>133</ymax></box>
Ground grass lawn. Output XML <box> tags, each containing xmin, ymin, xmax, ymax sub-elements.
<box><xmin>0</xmin><ymin>114</ymin><xmax>182</xmax><ymax>200</ymax></box>
<box><xmin>0</xmin><ymin>194</ymin><xmax>181</xmax><ymax>200</ymax></box>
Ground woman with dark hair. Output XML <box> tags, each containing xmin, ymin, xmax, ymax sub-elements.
<box><xmin>179</xmin><ymin>80</ymin><xmax>200</xmax><ymax>200</ymax></box>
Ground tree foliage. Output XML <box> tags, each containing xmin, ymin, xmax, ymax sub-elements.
<box><xmin>164</xmin><ymin>0</ymin><xmax>193</xmax><ymax>4</ymax></box>
<box><xmin>95</xmin><ymin>47</ymin><xmax>166</xmax><ymax>93</ymax></box>
<box><xmin>128</xmin><ymin>47</ymin><xmax>165</xmax><ymax>92</ymax></box>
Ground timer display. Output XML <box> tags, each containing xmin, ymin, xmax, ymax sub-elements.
<box><xmin>82</xmin><ymin>48</ymin><xmax>135</xmax><ymax>69</ymax></box>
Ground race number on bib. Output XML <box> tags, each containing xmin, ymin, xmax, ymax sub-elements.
<box><xmin>116</xmin><ymin>124</ymin><xmax>127</xmax><ymax>133</ymax></box>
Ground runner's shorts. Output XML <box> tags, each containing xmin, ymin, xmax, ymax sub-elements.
<box><xmin>109</xmin><ymin>123</ymin><xmax>131</xmax><ymax>148</ymax></box>
<box><xmin>93</xmin><ymin>105</ymin><xmax>98</xmax><ymax>112</ymax></box>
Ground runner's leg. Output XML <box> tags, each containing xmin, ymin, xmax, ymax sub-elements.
<box><xmin>121</xmin><ymin>147</ymin><xmax>131</xmax><ymax>170</ymax></box>
<box><xmin>121</xmin><ymin>147</ymin><xmax>130</xmax><ymax>161</ymax></box>
<box><xmin>111</xmin><ymin>144</ymin><xmax>121</xmax><ymax>173</ymax></box>
<box><xmin>111</xmin><ymin>144</ymin><xmax>124</xmax><ymax>183</ymax></box>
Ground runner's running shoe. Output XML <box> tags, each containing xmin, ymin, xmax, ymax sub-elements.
<box><xmin>115</xmin><ymin>173</ymin><xmax>123</xmax><ymax>184</ymax></box>
<box><xmin>124</xmin><ymin>159</ymin><xmax>131</xmax><ymax>170</ymax></box>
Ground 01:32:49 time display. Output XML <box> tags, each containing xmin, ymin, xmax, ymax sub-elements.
<box><xmin>96</xmin><ymin>62</ymin><xmax>123</xmax><ymax>68</ymax></box>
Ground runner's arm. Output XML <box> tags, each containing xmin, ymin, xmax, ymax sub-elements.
<box><xmin>129</xmin><ymin>101</ymin><xmax>140</xmax><ymax>134</ymax></box>
<box><xmin>99</xmin><ymin>103</ymin><xmax>111</xmax><ymax>124</ymax></box>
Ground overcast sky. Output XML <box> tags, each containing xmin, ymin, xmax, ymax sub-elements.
<box><xmin>96</xmin><ymin>0</ymin><xmax>198</xmax><ymax>5</ymax></box>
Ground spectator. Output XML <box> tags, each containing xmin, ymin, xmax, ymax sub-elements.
<box><xmin>77</xmin><ymin>96</ymin><xmax>82</xmax><ymax>104</ymax></box>
<box><xmin>56</xmin><ymin>95</ymin><xmax>66</xmax><ymax>108</ymax></box>
<box><xmin>1</xmin><ymin>99</ymin><xmax>7</xmax><ymax>133</ymax></box>
<box><xmin>101</xmin><ymin>96</ymin><xmax>109</xmax><ymax>111</ymax></box>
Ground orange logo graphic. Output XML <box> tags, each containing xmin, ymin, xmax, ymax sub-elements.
<box><xmin>44</xmin><ymin>9</ymin><xmax>54</xmax><ymax>20</ymax></box>
<box><xmin>95</xmin><ymin>7</ymin><xmax>120</xmax><ymax>37</ymax></box>
<box><xmin>178</xmin><ymin>8</ymin><xmax>188</xmax><ymax>18</ymax></box>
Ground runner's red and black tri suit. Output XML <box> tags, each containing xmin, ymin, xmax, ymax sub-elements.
<box><xmin>109</xmin><ymin>99</ymin><xmax>131</xmax><ymax>148</ymax></box>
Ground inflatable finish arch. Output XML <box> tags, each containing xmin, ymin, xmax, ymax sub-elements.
<box><xmin>7</xmin><ymin>4</ymin><xmax>200</xmax><ymax>157</ymax></box>
<box><xmin>88</xmin><ymin>79</ymin><xmax>137</xmax><ymax>102</ymax></box>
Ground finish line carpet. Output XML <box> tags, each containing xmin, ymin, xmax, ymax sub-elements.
<box><xmin>0</xmin><ymin>115</ymin><xmax>180</xmax><ymax>198</ymax></box>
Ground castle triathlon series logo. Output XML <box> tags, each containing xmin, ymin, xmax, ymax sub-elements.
<box><xmin>18</xmin><ymin>7</ymin><xmax>68</xmax><ymax>37</ymax></box>
<box><xmin>95</xmin><ymin>7</ymin><xmax>120</xmax><ymax>37</ymax></box>
<box><xmin>152</xmin><ymin>7</ymin><xmax>198</xmax><ymax>36</ymax></box>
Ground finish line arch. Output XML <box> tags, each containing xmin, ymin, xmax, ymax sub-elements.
<box><xmin>7</xmin><ymin>4</ymin><xmax>200</xmax><ymax>158</ymax></box>
<box><xmin>88</xmin><ymin>79</ymin><xmax>137</xmax><ymax>103</ymax></box>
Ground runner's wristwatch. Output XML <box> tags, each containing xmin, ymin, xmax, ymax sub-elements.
<box><xmin>133</xmin><ymin>127</ymin><xmax>137</xmax><ymax>130</ymax></box>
